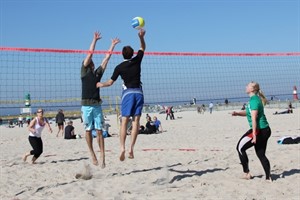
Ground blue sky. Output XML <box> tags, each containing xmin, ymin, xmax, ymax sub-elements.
<box><xmin>1</xmin><ymin>0</ymin><xmax>299</xmax><ymax>53</ymax></box>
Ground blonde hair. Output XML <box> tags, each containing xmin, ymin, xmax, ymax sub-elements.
<box><xmin>250</xmin><ymin>81</ymin><xmax>267</xmax><ymax>106</ymax></box>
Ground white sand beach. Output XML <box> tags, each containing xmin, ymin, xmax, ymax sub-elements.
<box><xmin>1</xmin><ymin>107</ymin><xmax>299</xmax><ymax>200</ymax></box>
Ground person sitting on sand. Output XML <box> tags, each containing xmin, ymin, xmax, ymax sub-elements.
<box><xmin>153</xmin><ymin>116</ymin><xmax>163</xmax><ymax>132</ymax></box>
<box><xmin>139</xmin><ymin>116</ymin><xmax>157</xmax><ymax>134</ymax></box>
<box><xmin>64</xmin><ymin>121</ymin><xmax>76</xmax><ymax>139</ymax></box>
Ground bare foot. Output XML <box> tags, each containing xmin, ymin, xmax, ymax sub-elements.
<box><xmin>266</xmin><ymin>176</ymin><xmax>273</xmax><ymax>183</ymax></box>
<box><xmin>241</xmin><ymin>173</ymin><xmax>252</xmax><ymax>180</ymax></box>
<box><xmin>120</xmin><ymin>151</ymin><xmax>125</xmax><ymax>161</ymax></box>
<box><xmin>128</xmin><ymin>152</ymin><xmax>134</xmax><ymax>159</ymax></box>
<box><xmin>101</xmin><ymin>162</ymin><xmax>106</xmax><ymax>169</ymax></box>
<box><xmin>92</xmin><ymin>159</ymin><xmax>99</xmax><ymax>166</ymax></box>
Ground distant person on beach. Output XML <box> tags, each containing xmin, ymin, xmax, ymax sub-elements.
<box><xmin>139</xmin><ymin>116</ymin><xmax>157</xmax><ymax>134</ymax></box>
<box><xmin>26</xmin><ymin>115</ymin><xmax>32</xmax><ymax>126</ymax></box>
<box><xmin>8</xmin><ymin>120</ymin><xmax>14</xmax><ymax>128</ymax></box>
<box><xmin>96</xmin><ymin>29</ymin><xmax>146</xmax><ymax>161</ymax></box>
<box><xmin>55</xmin><ymin>109</ymin><xmax>65</xmax><ymax>137</ymax></box>
<box><xmin>209</xmin><ymin>102</ymin><xmax>214</xmax><ymax>114</ymax></box>
<box><xmin>231</xmin><ymin>81</ymin><xmax>272</xmax><ymax>182</ymax></box>
<box><xmin>166</xmin><ymin>106</ymin><xmax>172</xmax><ymax>120</ymax></box>
<box><xmin>273</xmin><ymin>109</ymin><xmax>293</xmax><ymax>115</ymax></box>
<box><xmin>225</xmin><ymin>98</ymin><xmax>229</xmax><ymax>105</ymax></box>
<box><xmin>18</xmin><ymin>114</ymin><xmax>24</xmax><ymax>127</ymax></box>
<box><xmin>241</xmin><ymin>103</ymin><xmax>246</xmax><ymax>110</ymax></box>
<box><xmin>153</xmin><ymin>116</ymin><xmax>163</xmax><ymax>132</ymax></box>
<box><xmin>81</xmin><ymin>31</ymin><xmax>120</xmax><ymax>167</ymax></box>
<box><xmin>166</xmin><ymin>106</ymin><xmax>175</xmax><ymax>120</ymax></box>
<box><xmin>273</xmin><ymin>101</ymin><xmax>294</xmax><ymax>115</ymax></box>
<box><xmin>23</xmin><ymin>108</ymin><xmax>53</xmax><ymax>164</ymax></box>
<box><xmin>64</xmin><ymin>121</ymin><xmax>76</xmax><ymax>139</ymax></box>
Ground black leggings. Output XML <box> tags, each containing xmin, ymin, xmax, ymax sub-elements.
<box><xmin>236</xmin><ymin>127</ymin><xmax>271</xmax><ymax>179</ymax></box>
<box><xmin>29</xmin><ymin>136</ymin><xmax>43</xmax><ymax>159</ymax></box>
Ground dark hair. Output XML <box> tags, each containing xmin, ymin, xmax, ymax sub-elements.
<box><xmin>122</xmin><ymin>46</ymin><xmax>134</xmax><ymax>59</ymax></box>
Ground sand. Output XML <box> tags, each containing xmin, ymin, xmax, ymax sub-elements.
<box><xmin>0</xmin><ymin>107</ymin><xmax>299</xmax><ymax>200</ymax></box>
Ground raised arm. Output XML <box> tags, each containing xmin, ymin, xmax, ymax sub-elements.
<box><xmin>83</xmin><ymin>31</ymin><xmax>102</xmax><ymax>67</ymax></box>
<box><xmin>138</xmin><ymin>29</ymin><xmax>146</xmax><ymax>51</ymax></box>
<box><xmin>100</xmin><ymin>38</ymin><xmax>121</xmax><ymax>71</ymax></box>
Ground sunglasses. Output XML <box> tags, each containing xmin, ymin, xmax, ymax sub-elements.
<box><xmin>37</xmin><ymin>110</ymin><xmax>43</xmax><ymax>113</ymax></box>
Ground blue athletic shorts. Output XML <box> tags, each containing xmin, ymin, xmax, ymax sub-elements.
<box><xmin>81</xmin><ymin>105</ymin><xmax>103</xmax><ymax>131</ymax></box>
<box><xmin>121</xmin><ymin>88</ymin><xmax>144</xmax><ymax>117</ymax></box>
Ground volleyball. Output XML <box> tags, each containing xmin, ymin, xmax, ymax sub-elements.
<box><xmin>131</xmin><ymin>17</ymin><xmax>145</xmax><ymax>29</ymax></box>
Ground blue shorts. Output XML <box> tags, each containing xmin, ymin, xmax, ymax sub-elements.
<box><xmin>81</xmin><ymin>105</ymin><xmax>103</xmax><ymax>131</ymax></box>
<box><xmin>121</xmin><ymin>88</ymin><xmax>144</xmax><ymax>117</ymax></box>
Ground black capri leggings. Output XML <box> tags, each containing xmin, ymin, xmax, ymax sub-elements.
<box><xmin>29</xmin><ymin>136</ymin><xmax>43</xmax><ymax>158</ymax></box>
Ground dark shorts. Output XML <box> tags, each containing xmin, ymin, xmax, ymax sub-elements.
<box><xmin>57</xmin><ymin>122</ymin><xmax>64</xmax><ymax>126</ymax></box>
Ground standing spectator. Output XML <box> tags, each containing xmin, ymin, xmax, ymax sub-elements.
<box><xmin>55</xmin><ymin>109</ymin><xmax>65</xmax><ymax>137</ymax></box>
<box><xmin>166</xmin><ymin>107</ymin><xmax>171</xmax><ymax>120</ymax></box>
<box><xmin>18</xmin><ymin>114</ymin><xmax>24</xmax><ymax>127</ymax></box>
<box><xmin>26</xmin><ymin>115</ymin><xmax>32</xmax><ymax>127</ymax></box>
<box><xmin>170</xmin><ymin>106</ymin><xmax>175</xmax><ymax>120</ymax></box>
<box><xmin>209</xmin><ymin>102</ymin><xmax>214</xmax><ymax>114</ymax></box>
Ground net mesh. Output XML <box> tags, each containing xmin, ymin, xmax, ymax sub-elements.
<box><xmin>0</xmin><ymin>47</ymin><xmax>299</xmax><ymax>115</ymax></box>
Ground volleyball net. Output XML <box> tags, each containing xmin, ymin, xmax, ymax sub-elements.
<box><xmin>0</xmin><ymin>47</ymin><xmax>299</xmax><ymax>116</ymax></box>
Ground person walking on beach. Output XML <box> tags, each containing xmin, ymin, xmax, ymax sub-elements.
<box><xmin>23</xmin><ymin>108</ymin><xmax>52</xmax><ymax>164</ymax></box>
<box><xmin>81</xmin><ymin>31</ymin><xmax>120</xmax><ymax>168</ymax></box>
<box><xmin>55</xmin><ymin>109</ymin><xmax>65</xmax><ymax>137</ymax></box>
<box><xmin>96</xmin><ymin>29</ymin><xmax>146</xmax><ymax>161</ymax></box>
<box><xmin>231</xmin><ymin>81</ymin><xmax>272</xmax><ymax>182</ymax></box>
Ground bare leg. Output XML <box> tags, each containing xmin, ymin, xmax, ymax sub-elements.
<box><xmin>96</xmin><ymin>130</ymin><xmax>105</xmax><ymax>168</ymax></box>
<box><xmin>120</xmin><ymin>117</ymin><xmax>129</xmax><ymax>161</ymax></box>
<box><xmin>61</xmin><ymin>125</ymin><xmax>64</xmax><ymax>137</ymax></box>
<box><xmin>31</xmin><ymin>156</ymin><xmax>37</xmax><ymax>164</ymax></box>
<box><xmin>85</xmin><ymin>130</ymin><xmax>98</xmax><ymax>166</ymax></box>
<box><xmin>23</xmin><ymin>152</ymin><xmax>31</xmax><ymax>162</ymax></box>
<box><xmin>128</xmin><ymin>116</ymin><xmax>140</xmax><ymax>159</ymax></box>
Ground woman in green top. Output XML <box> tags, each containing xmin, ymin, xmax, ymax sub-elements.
<box><xmin>232</xmin><ymin>81</ymin><xmax>272</xmax><ymax>181</ymax></box>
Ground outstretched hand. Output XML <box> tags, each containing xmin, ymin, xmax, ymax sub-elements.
<box><xmin>111</xmin><ymin>38</ymin><xmax>121</xmax><ymax>45</ymax></box>
<box><xmin>138</xmin><ymin>29</ymin><xmax>146</xmax><ymax>37</ymax></box>
<box><xmin>94</xmin><ymin>31</ymin><xmax>102</xmax><ymax>41</ymax></box>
